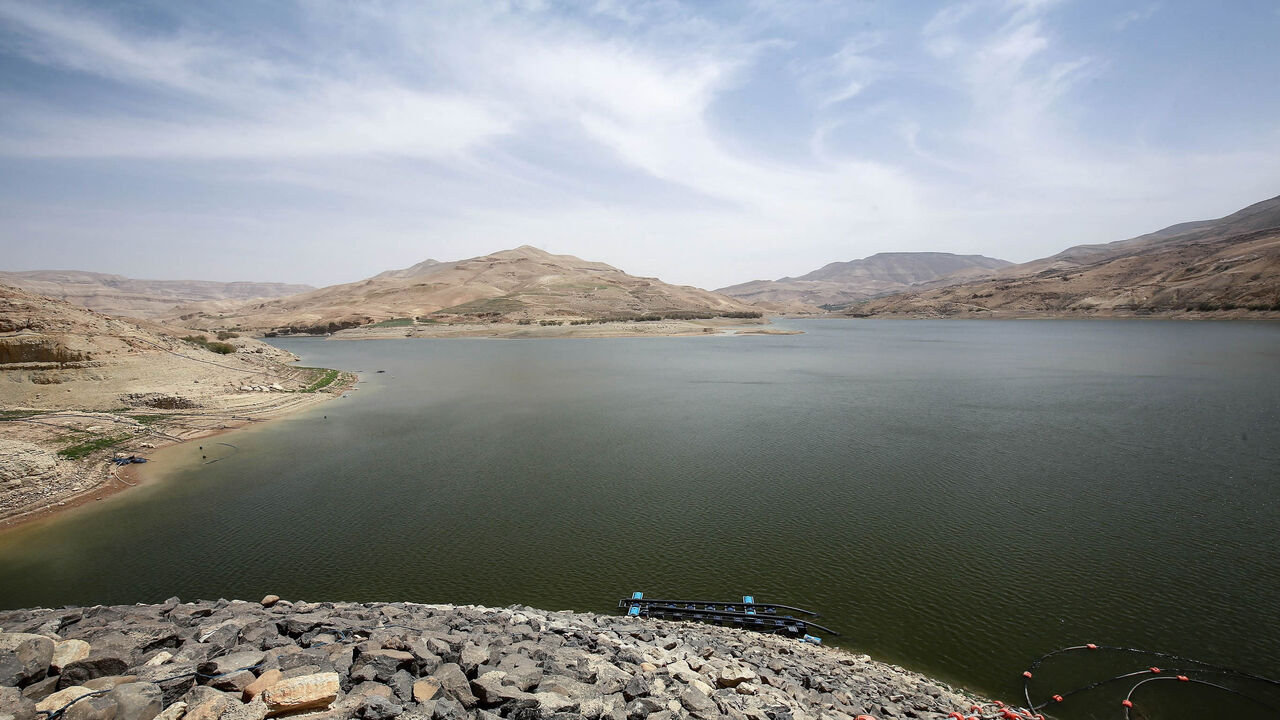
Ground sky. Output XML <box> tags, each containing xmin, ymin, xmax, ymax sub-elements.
<box><xmin>1</xmin><ymin>0</ymin><xmax>1279</xmax><ymax>290</ymax></box>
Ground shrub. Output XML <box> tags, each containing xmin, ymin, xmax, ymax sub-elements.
<box><xmin>181</xmin><ymin>336</ymin><xmax>236</xmax><ymax>354</ymax></box>
<box><xmin>58</xmin><ymin>434</ymin><xmax>130</xmax><ymax>460</ymax></box>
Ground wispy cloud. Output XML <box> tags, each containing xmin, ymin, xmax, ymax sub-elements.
<box><xmin>1112</xmin><ymin>4</ymin><xmax>1160</xmax><ymax>31</ymax></box>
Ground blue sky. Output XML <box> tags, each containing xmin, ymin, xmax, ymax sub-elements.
<box><xmin>2</xmin><ymin>0</ymin><xmax>1278</xmax><ymax>289</ymax></box>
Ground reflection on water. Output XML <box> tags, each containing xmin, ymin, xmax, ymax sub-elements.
<box><xmin>1</xmin><ymin>319</ymin><xmax>1277</xmax><ymax>710</ymax></box>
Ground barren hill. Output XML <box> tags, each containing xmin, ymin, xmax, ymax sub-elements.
<box><xmin>172</xmin><ymin>246</ymin><xmax>758</xmax><ymax>334</ymax></box>
<box><xmin>0</xmin><ymin>284</ymin><xmax>336</xmax><ymax>411</ymax></box>
<box><xmin>0</xmin><ymin>270</ymin><xmax>313</xmax><ymax>320</ymax></box>
<box><xmin>846</xmin><ymin>195</ymin><xmax>1280</xmax><ymax>317</ymax></box>
<box><xmin>718</xmin><ymin>252</ymin><xmax>1011</xmax><ymax>309</ymax></box>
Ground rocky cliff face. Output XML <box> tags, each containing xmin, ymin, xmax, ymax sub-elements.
<box><xmin>0</xmin><ymin>599</ymin><xmax>993</xmax><ymax>720</ymax></box>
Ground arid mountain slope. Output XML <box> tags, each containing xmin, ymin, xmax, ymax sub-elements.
<box><xmin>0</xmin><ymin>270</ymin><xmax>313</xmax><ymax>320</ymax></box>
<box><xmin>718</xmin><ymin>252</ymin><xmax>1011</xmax><ymax>309</ymax></box>
<box><xmin>847</xmin><ymin>195</ymin><xmax>1280</xmax><ymax>317</ymax></box>
<box><xmin>173</xmin><ymin>245</ymin><xmax>758</xmax><ymax>333</ymax></box>
<box><xmin>0</xmin><ymin>284</ymin><xmax>330</xmax><ymax>410</ymax></box>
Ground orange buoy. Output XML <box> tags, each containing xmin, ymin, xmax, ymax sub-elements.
<box><xmin>1086</xmin><ymin>643</ymin><xmax>1098</xmax><ymax>649</ymax></box>
<box><xmin>1150</xmin><ymin>667</ymin><xmax>1161</xmax><ymax>673</ymax></box>
<box><xmin>1122</xmin><ymin>699</ymin><xmax>1134</xmax><ymax>707</ymax></box>
<box><xmin>1022</xmin><ymin>671</ymin><xmax>1033</xmax><ymax>678</ymax></box>
<box><xmin>1052</xmin><ymin>694</ymin><xmax>1064</xmax><ymax>703</ymax></box>
<box><xmin>1177</xmin><ymin>675</ymin><xmax>1189</xmax><ymax>682</ymax></box>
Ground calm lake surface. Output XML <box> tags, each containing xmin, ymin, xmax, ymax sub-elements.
<box><xmin>2</xmin><ymin>319</ymin><xmax>1278</xmax><ymax>708</ymax></box>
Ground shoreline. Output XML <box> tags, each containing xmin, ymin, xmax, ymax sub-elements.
<box><xmin>0</xmin><ymin>375</ymin><xmax>354</xmax><ymax>532</ymax></box>
<box><xmin>282</xmin><ymin>317</ymin><xmax>790</xmax><ymax>341</ymax></box>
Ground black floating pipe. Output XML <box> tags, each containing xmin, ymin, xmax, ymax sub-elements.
<box><xmin>616</xmin><ymin>597</ymin><xmax>822</xmax><ymax>617</ymax></box>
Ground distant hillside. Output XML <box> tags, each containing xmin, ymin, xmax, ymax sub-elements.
<box><xmin>172</xmin><ymin>246</ymin><xmax>758</xmax><ymax>334</ymax></box>
<box><xmin>718</xmin><ymin>252</ymin><xmax>1011</xmax><ymax>309</ymax></box>
<box><xmin>0</xmin><ymin>283</ymin><xmax>325</xmax><ymax>410</ymax></box>
<box><xmin>847</xmin><ymin>195</ymin><xmax>1280</xmax><ymax>317</ymax></box>
<box><xmin>0</xmin><ymin>270</ymin><xmax>313</xmax><ymax>320</ymax></box>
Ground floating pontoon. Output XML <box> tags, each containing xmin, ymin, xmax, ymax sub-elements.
<box><xmin>618</xmin><ymin>593</ymin><xmax>838</xmax><ymax>641</ymax></box>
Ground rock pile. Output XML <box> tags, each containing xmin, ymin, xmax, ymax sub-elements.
<box><xmin>0</xmin><ymin>599</ymin><xmax>992</xmax><ymax>720</ymax></box>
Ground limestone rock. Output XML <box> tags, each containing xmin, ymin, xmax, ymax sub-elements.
<box><xmin>152</xmin><ymin>702</ymin><xmax>186</xmax><ymax>720</ymax></box>
<box><xmin>52</xmin><ymin>640</ymin><xmax>92</xmax><ymax>672</ymax></box>
<box><xmin>412</xmin><ymin>677</ymin><xmax>440</xmax><ymax>702</ymax></box>
<box><xmin>241</xmin><ymin>669</ymin><xmax>282</xmax><ymax>702</ymax></box>
<box><xmin>258</xmin><ymin>672</ymin><xmax>339</xmax><ymax>716</ymax></box>
<box><xmin>35</xmin><ymin>685</ymin><xmax>98</xmax><ymax>714</ymax></box>
<box><xmin>717</xmin><ymin>663</ymin><xmax>758</xmax><ymax>689</ymax></box>
<box><xmin>0</xmin><ymin>633</ymin><xmax>54</xmax><ymax>687</ymax></box>
<box><xmin>259</xmin><ymin>596</ymin><xmax>279</xmax><ymax>608</ymax></box>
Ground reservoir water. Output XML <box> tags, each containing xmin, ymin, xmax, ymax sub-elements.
<box><xmin>2</xmin><ymin>319</ymin><xmax>1278</xmax><ymax>710</ymax></box>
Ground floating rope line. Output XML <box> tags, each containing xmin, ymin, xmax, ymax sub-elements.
<box><xmin>201</xmin><ymin>442</ymin><xmax>239</xmax><ymax>464</ymax></box>
<box><xmin>1019</xmin><ymin>643</ymin><xmax>1280</xmax><ymax>718</ymax></box>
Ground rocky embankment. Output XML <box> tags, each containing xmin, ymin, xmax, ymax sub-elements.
<box><xmin>0</xmin><ymin>600</ymin><xmax>997</xmax><ymax>720</ymax></box>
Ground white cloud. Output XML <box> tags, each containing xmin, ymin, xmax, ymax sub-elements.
<box><xmin>0</xmin><ymin>0</ymin><xmax>1277</xmax><ymax>289</ymax></box>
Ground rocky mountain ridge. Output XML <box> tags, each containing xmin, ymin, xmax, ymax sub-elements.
<box><xmin>717</xmin><ymin>253</ymin><xmax>1011</xmax><ymax>310</ymax></box>
<box><xmin>845</xmin><ymin>194</ymin><xmax>1280</xmax><ymax>317</ymax></box>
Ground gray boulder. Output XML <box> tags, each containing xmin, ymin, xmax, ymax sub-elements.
<box><xmin>0</xmin><ymin>633</ymin><xmax>54</xmax><ymax>687</ymax></box>
<box><xmin>431</xmin><ymin>663</ymin><xmax>477</xmax><ymax>708</ymax></box>
<box><xmin>61</xmin><ymin>694</ymin><xmax>118</xmax><ymax>720</ymax></box>
<box><xmin>354</xmin><ymin>695</ymin><xmax>403</xmax><ymax>720</ymax></box>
